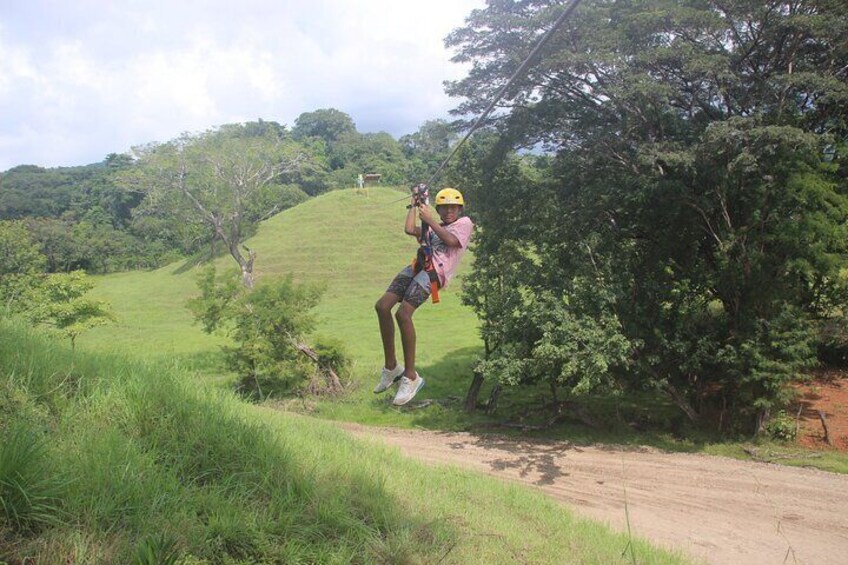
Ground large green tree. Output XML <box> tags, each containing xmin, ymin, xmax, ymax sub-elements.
<box><xmin>450</xmin><ymin>0</ymin><xmax>848</xmax><ymax>431</ymax></box>
<box><xmin>400</xmin><ymin>119</ymin><xmax>461</xmax><ymax>180</ymax></box>
<box><xmin>120</xmin><ymin>123</ymin><xmax>307</xmax><ymax>288</ymax></box>
<box><xmin>292</xmin><ymin>108</ymin><xmax>357</xmax><ymax>145</ymax></box>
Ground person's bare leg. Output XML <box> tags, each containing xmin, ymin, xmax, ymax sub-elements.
<box><xmin>375</xmin><ymin>293</ymin><xmax>400</xmax><ymax>369</ymax></box>
<box><xmin>395</xmin><ymin>301</ymin><xmax>418</xmax><ymax>380</ymax></box>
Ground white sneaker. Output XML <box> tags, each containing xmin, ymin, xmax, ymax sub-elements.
<box><xmin>392</xmin><ymin>374</ymin><xmax>425</xmax><ymax>406</ymax></box>
<box><xmin>373</xmin><ymin>365</ymin><xmax>405</xmax><ymax>393</ymax></box>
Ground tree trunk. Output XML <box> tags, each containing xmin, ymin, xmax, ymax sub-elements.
<box><xmin>755</xmin><ymin>407</ymin><xmax>770</xmax><ymax>437</ymax></box>
<box><xmin>665</xmin><ymin>382</ymin><xmax>700</xmax><ymax>422</ymax></box>
<box><xmin>240</xmin><ymin>266</ymin><xmax>255</xmax><ymax>289</ymax></box>
<box><xmin>818</xmin><ymin>410</ymin><xmax>832</xmax><ymax>445</ymax></box>
<box><xmin>213</xmin><ymin>215</ymin><xmax>255</xmax><ymax>289</ymax></box>
<box><xmin>296</xmin><ymin>341</ymin><xmax>343</xmax><ymax>394</ymax></box>
<box><xmin>226</xmin><ymin>241</ymin><xmax>255</xmax><ymax>288</ymax></box>
<box><xmin>464</xmin><ymin>369</ymin><xmax>485</xmax><ymax>413</ymax></box>
<box><xmin>486</xmin><ymin>383</ymin><xmax>501</xmax><ymax>415</ymax></box>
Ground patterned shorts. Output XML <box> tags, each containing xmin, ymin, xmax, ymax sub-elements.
<box><xmin>386</xmin><ymin>265</ymin><xmax>434</xmax><ymax>308</ymax></box>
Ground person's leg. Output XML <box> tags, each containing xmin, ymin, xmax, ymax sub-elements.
<box><xmin>392</xmin><ymin>295</ymin><xmax>427</xmax><ymax>406</ymax></box>
<box><xmin>392</xmin><ymin>270</ymin><xmax>431</xmax><ymax>405</ymax></box>
<box><xmin>395</xmin><ymin>269</ymin><xmax>431</xmax><ymax>380</ymax></box>
<box><xmin>395</xmin><ymin>300</ymin><xmax>418</xmax><ymax>380</ymax></box>
<box><xmin>378</xmin><ymin>266</ymin><xmax>417</xmax><ymax>369</ymax></box>
<box><xmin>375</xmin><ymin>292</ymin><xmax>400</xmax><ymax>370</ymax></box>
<box><xmin>374</xmin><ymin>267</ymin><xmax>419</xmax><ymax>394</ymax></box>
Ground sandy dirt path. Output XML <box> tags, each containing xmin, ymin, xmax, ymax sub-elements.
<box><xmin>340</xmin><ymin>423</ymin><xmax>848</xmax><ymax>565</ymax></box>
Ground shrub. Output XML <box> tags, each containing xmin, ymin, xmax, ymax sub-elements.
<box><xmin>188</xmin><ymin>265</ymin><xmax>325</xmax><ymax>399</ymax></box>
<box><xmin>816</xmin><ymin>317</ymin><xmax>848</xmax><ymax>367</ymax></box>
<box><xmin>313</xmin><ymin>337</ymin><xmax>351</xmax><ymax>378</ymax></box>
<box><xmin>765</xmin><ymin>410</ymin><xmax>797</xmax><ymax>442</ymax></box>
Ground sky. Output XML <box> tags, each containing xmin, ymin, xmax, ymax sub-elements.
<box><xmin>0</xmin><ymin>0</ymin><xmax>486</xmax><ymax>171</ymax></box>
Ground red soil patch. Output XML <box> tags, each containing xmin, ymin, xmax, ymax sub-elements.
<box><xmin>795</xmin><ymin>371</ymin><xmax>848</xmax><ymax>451</ymax></box>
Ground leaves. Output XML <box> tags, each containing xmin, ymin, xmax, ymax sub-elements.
<box><xmin>452</xmin><ymin>0</ymin><xmax>848</xmax><ymax>431</ymax></box>
<box><xmin>24</xmin><ymin>271</ymin><xmax>115</xmax><ymax>348</ymax></box>
<box><xmin>187</xmin><ymin>265</ymin><xmax>326</xmax><ymax>398</ymax></box>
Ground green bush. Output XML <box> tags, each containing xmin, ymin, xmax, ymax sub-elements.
<box><xmin>233</xmin><ymin>357</ymin><xmax>313</xmax><ymax>399</ymax></box>
<box><xmin>188</xmin><ymin>265</ymin><xmax>325</xmax><ymax>399</ymax></box>
<box><xmin>765</xmin><ymin>410</ymin><xmax>797</xmax><ymax>442</ymax></box>
<box><xmin>313</xmin><ymin>337</ymin><xmax>351</xmax><ymax>377</ymax></box>
<box><xmin>817</xmin><ymin>317</ymin><xmax>848</xmax><ymax>367</ymax></box>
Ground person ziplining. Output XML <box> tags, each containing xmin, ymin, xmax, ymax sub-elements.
<box><xmin>371</xmin><ymin>0</ymin><xmax>581</xmax><ymax>406</ymax></box>
<box><xmin>373</xmin><ymin>186</ymin><xmax>474</xmax><ymax>405</ymax></box>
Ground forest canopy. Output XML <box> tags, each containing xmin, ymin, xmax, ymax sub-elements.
<box><xmin>447</xmin><ymin>0</ymin><xmax>848</xmax><ymax>432</ymax></box>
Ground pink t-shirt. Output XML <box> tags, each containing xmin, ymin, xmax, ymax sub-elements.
<box><xmin>428</xmin><ymin>216</ymin><xmax>474</xmax><ymax>288</ymax></box>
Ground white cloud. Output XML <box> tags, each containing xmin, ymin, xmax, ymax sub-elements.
<box><xmin>0</xmin><ymin>0</ymin><xmax>483</xmax><ymax>171</ymax></box>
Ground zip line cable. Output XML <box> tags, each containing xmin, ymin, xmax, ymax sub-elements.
<box><xmin>424</xmin><ymin>0</ymin><xmax>583</xmax><ymax>188</ymax></box>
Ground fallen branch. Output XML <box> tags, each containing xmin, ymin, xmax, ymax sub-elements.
<box><xmin>818</xmin><ymin>410</ymin><xmax>832</xmax><ymax>446</ymax></box>
<box><xmin>498</xmin><ymin>402</ymin><xmax>600</xmax><ymax>432</ymax></box>
<box><xmin>294</xmin><ymin>341</ymin><xmax>343</xmax><ymax>394</ymax></box>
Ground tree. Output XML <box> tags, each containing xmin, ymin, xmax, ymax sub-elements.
<box><xmin>0</xmin><ymin>220</ymin><xmax>47</xmax><ymax>309</ymax></box>
<box><xmin>24</xmin><ymin>271</ymin><xmax>115</xmax><ymax>350</ymax></box>
<box><xmin>328</xmin><ymin>131</ymin><xmax>408</xmax><ymax>186</ymax></box>
<box><xmin>1</xmin><ymin>220</ymin><xmax>113</xmax><ymax>348</ymax></box>
<box><xmin>0</xmin><ymin>156</ymin><xmax>182</xmax><ymax>274</ymax></box>
<box><xmin>448</xmin><ymin>0</ymin><xmax>848</xmax><ymax>432</ymax></box>
<box><xmin>187</xmin><ymin>265</ymin><xmax>346</xmax><ymax>398</ymax></box>
<box><xmin>292</xmin><ymin>108</ymin><xmax>357</xmax><ymax>144</ymax></box>
<box><xmin>400</xmin><ymin>119</ymin><xmax>460</xmax><ymax>180</ymax></box>
<box><xmin>121</xmin><ymin>125</ymin><xmax>306</xmax><ymax>288</ymax></box>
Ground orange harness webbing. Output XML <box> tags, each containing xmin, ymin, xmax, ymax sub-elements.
<box><xmin>412</xmin><ymin>247</ymin><xmax>440</xmax><ymax>304</ymax></box>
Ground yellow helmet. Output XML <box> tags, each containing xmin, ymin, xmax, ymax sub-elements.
<box><xmin>435</xmin><ymin>187</ymin><xmax>465</xmax><ymax>207</ymax></box>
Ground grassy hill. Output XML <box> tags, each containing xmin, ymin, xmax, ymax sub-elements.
<box><xmin>0</xmin><ymin>318</ymin><xmax>687</xmax><ymax>563</ymax></box>
<box><xmin>86</xmin><ymin>186</ymin><xmax>479</xmax><ymax>368</ymax></box>
<box><xmin>85</xmin><ymin>187</ymin><xmax>485</xmax><ymax>427</ymax></box>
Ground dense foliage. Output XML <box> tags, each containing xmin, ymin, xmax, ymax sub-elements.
<box><xmin>451</xmin><ymin>0</ymin><xmax>848</xmax><ymax>433</ymax></box>
<box><xmin>0</xmin><ymin>114</ymin><xmax>454</xmax><ymax>275</ymax></box>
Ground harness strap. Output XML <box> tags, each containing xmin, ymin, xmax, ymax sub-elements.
<box><xmin>412</xmin><ymin>246</ymin><xmax>440</xmax><ymax>304</ymax></box>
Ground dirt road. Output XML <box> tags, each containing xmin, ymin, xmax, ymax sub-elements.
<box><xmin>341</xmin><ymin>424</ymin><xmax>848</xmax><ymax>565</ymax></box>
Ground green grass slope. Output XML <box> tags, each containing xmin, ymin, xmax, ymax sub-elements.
<box><xmin>86</xmin><ymin>186</ymin><xmax>479</xmax><ymax>367</ymax></box>
<box><xmin>0</xmin><ymin>319</ymin><xmax>688</xmax><ymax>564</ymax></box>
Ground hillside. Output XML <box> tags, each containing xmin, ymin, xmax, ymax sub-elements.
<box><xmin>0</xmin><ymin>319</ymin><xmax>686</xmax><ymax>563</ymax></box>
<box><xmin>86</xmin><ymin>186</ymin><xmax>480</xmax><ymax>367</ymax></box>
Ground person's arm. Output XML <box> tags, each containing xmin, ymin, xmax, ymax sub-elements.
<box><xmin>404</xmin><ymin>199</ymin><xmax>422</xmax><ymax>238</ymax></box>
<box><xmin>418</xmin><ymin>206</ymin><xmax>461</xmax><ymax>247</ymax></box>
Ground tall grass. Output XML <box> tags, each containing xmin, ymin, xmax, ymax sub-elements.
<box><xmin>0</xmin><ymin>318</ymin><xmax>688</xmax><ymax>563</ymax></box>
<box><xmin>0</xmin><ymin>422</ymin><xmax>66</xmax><ymax>532</ymax></box>
<box><xmin>1</xmin><ymin>319</ymin><xmax>428</xmax><ymax>562</ymax></box>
